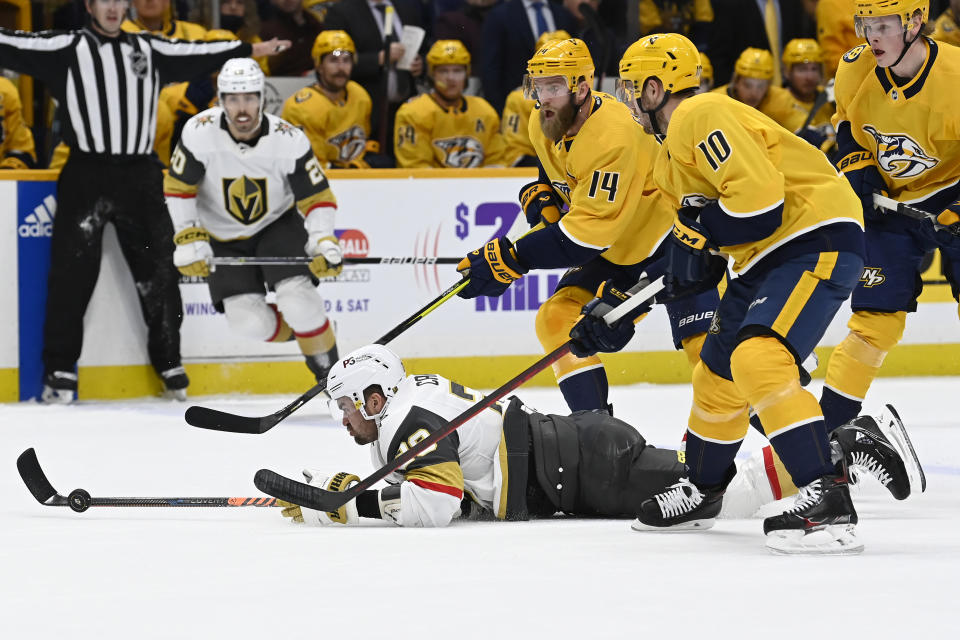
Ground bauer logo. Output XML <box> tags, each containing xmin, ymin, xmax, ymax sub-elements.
<box><xmin>18</xmin><ymin>195</ymin><xmax>56</xmax><ymax>238</ymax></box>
<box><xmin>336</xmin><ymin>229</ymin><xmax>369</xmax><ymax>257</ymax></box>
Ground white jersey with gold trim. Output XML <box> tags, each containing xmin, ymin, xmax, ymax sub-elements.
<box><xmin>166</xmin><ymin>107</ymin><xmax>336</xmax><ymax>242</ymax></box>
<box><xmin>370</xmin><ymin>374</ymin><xmax>509</xmax><ymax>527</ymax></box>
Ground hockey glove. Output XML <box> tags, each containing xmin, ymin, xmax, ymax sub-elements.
<box><xmin>457</xmin><ymin>237</ymin><xmax>528</xmax><ymax>299</ymax></box>
<box><xmin>665</xmin><ymin>209</ymin><xmax>725</xmax><ymax>299</ymax></box>
<box><xmin>836</xmin><ymin>150</ymin><xmax>888</xmax><ymax>225</ymax></box>
<box><xmin>306</xmin><ymin>235</ymin><xmax>344</xmax><ymax>279</ymax></box>
<box><xmin>519</xmin><ymin>180</ymin><xmax>562</xmax><ymax>226</ymax></box>
<box><xmin>569</xmin><ymin>280</ymin><xmax>652</xmax><ymax>357</ymax></box>
<box><xmin>172</xmin><ymin>226</ymin><xmax>213</xmax><ymax>277</ymax></box>
<box><xmin>279</xmin><ymin>470</ymin><xmax>360</xmax><ymax>526</ymax></box>
<box><xmin>936</xmin><ymin>201</ymin><xmax>960</xmax><ymax>239</ymax></box>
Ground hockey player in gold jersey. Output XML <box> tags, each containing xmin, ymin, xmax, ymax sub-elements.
<box><xmin>818</xmin><ymin>0</ymin><xmax>862</xmax><ymax>78</ymax></box>
<box><xmin>0</xmin><ymin>77</ymin><xmax>36</xmax><ymax>169</ymax></box>
<box><xmin>500</xmin><ymin>30</ymin><xmax>571</xmax><ymax>167</ymax></box>
<box><xmin>575</xmin><ymin>33</ymin><xmax>870</xmax><ymax>553</ymax></box>
<box><xmin>712</xmin><ymin>47</ymin><xmax>808</xmax><ymax>132</ymax></box>
<box><xmin>783</xmin><ymin>39</ymin><xmax>835</xmax><ymax>128</ymax></box>
<box><xmin>394</xmin><ymin>40</ymin><xmax>506</xmax><ymax>168</ymax></box>
<box><xmin>819</xmin><ymin>0</ymin><xmax>960</xmax><ymax>433</ymax></box>
<box><xmin>457</xmin><ymin>38</ymin><xmax>719</xmax><ymax>414</ymax></box>
<box><xmin>282</xmin><ymin>31</ymin><xmax>386</xmax><ymax>169</ymax></box>
<box><xmin>931</xmin><ymin>0</ymin><xmax>960</xmax><ymax>46</ymax></box>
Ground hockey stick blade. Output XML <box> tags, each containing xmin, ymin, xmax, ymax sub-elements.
<box><xmin>185</xmin><ymin>278</ymin><xmax>470</xmax><ymax>434</ymax></box>
<box><xmin>254</xmin><ymin>275</ymin><xmax>664</xmax><ymax>511</ymax></box>
<box><xmin>17</xmin><ymin>448</ymin><xmax>280</xmax><ymax>512</ymax></box>
<box><xmin>17</xmin><ymin>448</ymin><xmax>67</xmax><ymax>506</ymax></box>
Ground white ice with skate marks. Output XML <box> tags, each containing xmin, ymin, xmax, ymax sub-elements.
<box><xmin>1</xmin><ymin>378</ymin><xmax>958</xmax><ymax>638</ymax></box>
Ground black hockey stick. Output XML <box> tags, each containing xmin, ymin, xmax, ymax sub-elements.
<box><xmin>184</xmin><ymin>276</ymin><xmax>471</xmax><ymax>434</ymax></box>
<box><xmin>16</xmin><ymin>448</ymin><xmax>279</xmax><ymax>513</ymax></box>
<box><xmin>873</xmin><ymin>193</ymin><xmax>960</xmax><ymax>236</ymax></box>
<box><xmin>799</xmin><ymin>88</ymin><xmax>829</xmax><ymax>132</ymax></box>
<box><xmin>209</xmin><ymin>256</ymin><xmax>461</xmax><ymax>266</ymax></box>
<box><xmin>254</xmin><ymin>277</ymin><xmax>665</xmax><ymax>512</ymax></box>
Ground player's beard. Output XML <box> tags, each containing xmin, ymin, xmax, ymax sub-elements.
<box><xmin>539</xmin><ymin>94</ymin><xmax>578</xmax><ymax>142</ymax></box>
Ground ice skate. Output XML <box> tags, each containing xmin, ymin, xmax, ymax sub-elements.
<box><xmin>763</xmin><ymin>473</ymin><xmax>863</xmax><ymax>555</ymax></box>
<box><xmin>632</xmin><ymin>477</ymin><xmax>723</xmax><ymax>531</ymax></box>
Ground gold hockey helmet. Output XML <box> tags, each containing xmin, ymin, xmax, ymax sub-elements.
<box><xmin>427</xmin><ymin>39</ymin><xmax>471</xmax><ymax>75</ymax></box>
<box><xmin>616</xmin><ymin>33</ymin><xmax>701</xmax><ymax>109</ymax></box>
<box><xmin>698</xmin><ymin>51</ymin><xmax>714</xmax><ymax>85</ymax></box>
<box><xmin>782</xmin><ymin>39</ymin><xmax>824</xmax><ymax>66</ymax></box>
<box><xmin>524</xmin><ymin>38</ymin><xmax>595</xmax><ymax>99</ymax></box>
<box><xmin>854</xmin><ymin>0</ymin><xmax>929</xmax><ymax>36</ymax></box>
<box><xmin>734</xmin><ymin>47</ymin><xmax>775</xmax><ymax>80</ymax></box>
<box><xmin>312</xmin><ymin>30</ymin><xmax>356</xmax><ymax>65</ymax></box>
<box><xmin>535</xmin><ymin>29</ymin><xmax>573</xmax><ymax>52</ymax></box>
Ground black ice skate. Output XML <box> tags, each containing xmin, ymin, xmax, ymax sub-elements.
<box><xmin>832</xmin><ymin>404</ymin><xmax>926</xmax><ymax>500</ymax></box>
<box><xmin>41</xmin><ymin>371</ymin><xmax>78</xmax><ymax>404</ymax></box>
<box><xmin>631</xmin><ymin>477</ymin><xmax>724</xmax><ymax>532</ymax></box>
<box><xmin>306</xmin><ymin>345</ymin><xmax>339</xmax><ymax>384</ymax></box>
<box><xmin>161</xmin><ymin>366</ymin><xmax>189</xmax><ymax>401</ymax></box>
<box><xmin>763</xmin><ymin>472</ymin><xmax>862</xmax><ymax>555</ymax></box>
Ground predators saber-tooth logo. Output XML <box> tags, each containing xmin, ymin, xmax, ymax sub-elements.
<box><xmin>433</xmin><ymin>136</ymin><xmax>484</xmax><ymax>168</ymax></box>
<box><xmin>222</xmin><ymin>175</ymin><xmax>268</xmax><ymax>224</ymax></box>
<box><xmin>551</xmin><ymin>180</ymin><xmax>572</xmax><ymax>201</ymax></box>
<box><xmin>863</xmin><ymin>125</ymin><xmax>939</xmax><ymax>179</ymax></box>
<box><xmin>328</xmin><ymin>125</ymin><xmax>366</xmax><ymax>163</ymax></box>
<box><xmin>860</xmin><ymin>267</ymin><xmax>886</xmax><ymax>288</ymax></box>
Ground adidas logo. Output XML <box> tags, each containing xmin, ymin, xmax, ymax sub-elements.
<box><xmin>18</xmin><ymin>195</ymin><xmax>57</xmax><ymax>238</ymax></box>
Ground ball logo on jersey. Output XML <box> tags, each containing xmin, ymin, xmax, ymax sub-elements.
<box><xmin>863</xmin><ymin>125</ymin><xmax>939</xmax><ymax>179</ymax></box>
<box><xmin>221</xmin><ymin>175</ymin><xmax>269</xmax><ymax>224</ymax></box>
<box><xmin>328</xmin><ymin>125</ymin><xmax>366</xmax><ymax>163</ymax></box>
<box><xmin>433</xmin><ymin>136</ymin><xmax>484</xmax><ymax>168</ymax></box>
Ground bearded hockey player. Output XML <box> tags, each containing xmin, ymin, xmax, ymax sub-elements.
<box><xmin>819</xmin><ymin>0</ymin><xmax>960</xmax><ymax>434</ymax></box>
<box><xmin>457</xmin><ymin>38</ymin><xmax>719</xmax><ymax>415</ymax></box>
<box><xmin>394</xmin><ymin>39</ymin><xmax>506</xmax><ymax>168</ymax></box>
<box><xmin>277</xmin><ymin>344</ymin><xmax>923</xmax><ymax>528</ymax></box>
<box><xmin>164</xmin><ymin>58</ymin><xmax>342</xmax><ymax>383</ymax></box>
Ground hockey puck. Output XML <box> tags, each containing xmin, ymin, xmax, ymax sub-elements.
<box><xmin>68</xmin><ymin>488</ymin><xmax>91</xmax><ymax>513</ymax></box>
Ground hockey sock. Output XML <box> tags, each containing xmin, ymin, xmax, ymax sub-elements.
<box><xmin>557</xmin><ymin>364</ymin><xmax>610</xmax><ymax>413</ymax></box>
<box><xmin>685</xmin><ymin>361</ymin><xmax>750</xmax><ymax>486</ymax></box>
<box><xmin>732</xmin><ymin>336</ymin><xmax>834</xmax><ymax>487</ymax></box>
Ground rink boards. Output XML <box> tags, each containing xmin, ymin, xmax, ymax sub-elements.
<box><xmin>1</xmin><ymin>169</ymin><xmax>957</xmax><ymax>401</ymax></box>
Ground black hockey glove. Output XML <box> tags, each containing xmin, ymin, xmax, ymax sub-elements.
<box><xmin>665</xmin><ymin>208</ymin><xmax>726</xmax><ymax>300</ymax></box>
<box><xmin>457</xmin><ymin>237</ymin><xmax>528</xmax><ymax>299</ymax></box>
<box><xmin>569</xmin><ymin>280</ymin><xmax>653</xmax><ymax>358</ymax></box>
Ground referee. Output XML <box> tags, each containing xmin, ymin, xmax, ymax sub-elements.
<box><xmin>0</xmin><ymin>0</ymin><xmax>289</xmax><ymax>403</ymax></box>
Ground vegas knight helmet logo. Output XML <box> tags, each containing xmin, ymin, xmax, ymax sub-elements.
<box><xmin>863</xmin><ymin>125</ymin><xmax>939</xmax><ymax>179</ymax></box>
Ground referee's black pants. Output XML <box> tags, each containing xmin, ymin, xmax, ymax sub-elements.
<box><xmin>42</xmin><ymin>154</ymin><xmax>183</xmax><ymax>377</ymax></box>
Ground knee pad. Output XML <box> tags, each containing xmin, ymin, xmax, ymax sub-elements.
<box><xmin>275</xmin><ymin>276</ymin><xmax>328</xmax><ymax>334</ymax></box>
<box><xmin>689</xmin><ymin>361</ymin><xmax>749</xmax><ymax>443</ymax></box>
<box><xmin>223</xmin><ymin>294</ymin><xmax>281</xmax><ymax>342</ymax></box>
<box><xmin>843</xmin><ymin>310</ymin><xmax>907</xmax><ymax>368</ymax></box>
<box><xmin>536</xmin><ymin>286</ymin><xmax>602</xmax><ymax>380</ymax></box>
<box><xmin>731</xmin><ymin>336</ymin><xmax>822</xmax><ymax>439</ymax></box>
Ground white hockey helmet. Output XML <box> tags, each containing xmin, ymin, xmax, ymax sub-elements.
<box><xmin>326</xmin><ymin>344</ymin><xmax>406</xmax><ymax>421</ymax></box>
<box><xmin>217</xmin><ymin>58</ymin><xmax>265</xmax><ymax>123</ymax></box>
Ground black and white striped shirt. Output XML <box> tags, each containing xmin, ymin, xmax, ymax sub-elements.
<box><xmin>0</xmin><ymin>27</ymin><xmax>250</xmax><ymax>156</ymax></box>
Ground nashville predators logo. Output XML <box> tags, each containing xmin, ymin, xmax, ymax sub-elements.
<box><xmin>221</xmin><ymin>176</ymin><xmax>268</xmax><ymax>224</ymax></box>
<box><xmin>860</xmin><ymin>267</ymin><xmax>886</xmax><ymax>288</ymax></box>
<box><xmin>328</xmin><ymin>125</ymin><xmax>366</xmax><ymax>163</ymax></box>
<box><xmin>863</xmin><ymin>125</ymin><xmax>939</xmax><ymax>179</ymax></box>
<box><xmin>433</xmin><ymin>136</ymin><xmax>484</xmax><ymax>168</ymax></box>
<box><xmin>551</xmin><ymin>180</ymin><xmax>572</xmax><ymax>201</ymax></box>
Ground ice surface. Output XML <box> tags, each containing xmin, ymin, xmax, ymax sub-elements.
<box><xmin>2</xmin><ymin>378</ymin><xmax>957</xmax><ymax>638</ymax></box>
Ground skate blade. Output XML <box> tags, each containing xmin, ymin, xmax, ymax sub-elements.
<box><xmin>631</xmin><ymin>518</ymin><xmax>715</xmax><ymax>532</ymax></box>
<box><xmin>877</xmin><ymin>404</ymin><xmax>926</xmax><ymax>495</ymax></box>
<box><xmin>765</xmin><ymin>524</ymin><xmax>864</xmax><ymax>556</ymax></box>
<box><xmin>40</xmin><ymin>388</ymin><xmax>75</xmax><ymax>405</ymax></box>
<box><xmin>163</xmin><ymin>388</ymin><xmax>188</xmax><ymax>402</ymax></box>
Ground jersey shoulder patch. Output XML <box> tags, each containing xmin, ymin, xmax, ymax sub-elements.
<box><xmin>843</xmin><ymin>44</ymin><xmax>868</xmax><ymax>63</ymax></box>
<box><xmin>294</xmin><ymin>88</ymin><xmax>314</xmax><ymax>103</ymax></box>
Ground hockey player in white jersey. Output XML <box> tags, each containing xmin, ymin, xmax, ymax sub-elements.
<box><xmin>164</xmin><ymin>58</ymin><xmax>342</xmax><ymax>382</ymax></box>
<box><xmin>277</xmin><ymin>345</ymin><xmax>923</xmax><ymax>528</ymax></box>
